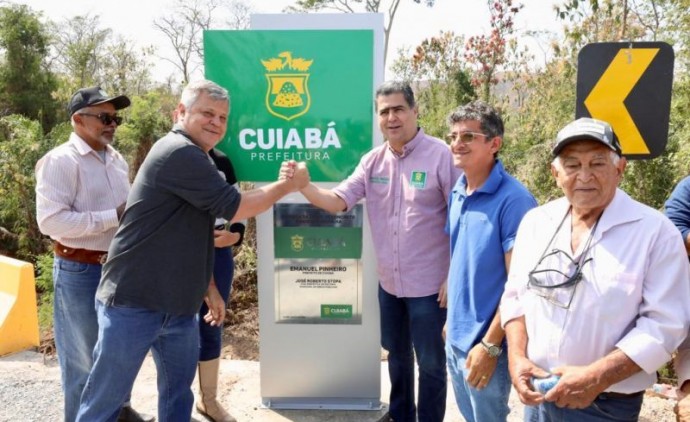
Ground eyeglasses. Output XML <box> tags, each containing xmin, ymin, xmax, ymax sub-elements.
<box><xmin>527</xmin><ymin>248</ymin><xmax>591</xmax><ymax>309</ymax></box>
<box><xmin>445</xmin><ymin>131</ymin><xmax>487</xmax><ymax>144</ymax></box>
<box><xmin>78</xmin><ymin>113</ymin><xmax>123</xmax><ymax>126</ymax></box>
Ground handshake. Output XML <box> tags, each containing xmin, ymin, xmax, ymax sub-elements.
<box><xmin>279</xmin><ymin>160</ymin><xmax>310</xmax><ymax>192</ymax></box>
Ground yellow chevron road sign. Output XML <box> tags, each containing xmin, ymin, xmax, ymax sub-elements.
<box><xmin>576</xmin><ymin>42</ymin><xmax>674</xmax><ymax>159</ymax></box>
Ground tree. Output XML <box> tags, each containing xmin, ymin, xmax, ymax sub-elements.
<box><xmin>0</xmin><ymin>4</ymin><xmax>58</xmax><ymax>132</ymax></box>
<box><xmin>463</xmin><ymin>0</ymin><xmax>523</xmax><ymax>102</ymax></box>
<box><xmin>51</xmin><ymin>14</ymin><xmax>112</xmax><ymax>89</ymax></box>
<box><xmin>286</xmin><ymin>0</ymin><xmax>435</xmax><ymax>65</ymax></box>
<box><xmin>116</xmin><ymin>90</ymin><xmax>178</xmax><ymax>178</ymax></box>
<box><xmin>391</xmin><ymin>31</ymin><xmax>476</xmax><ymax>138</ymax></box>
<box><xmin>0</xmin><ymin>115</ymin><xmax>64</xmax><ymax>259</ymax></box>
<box><xmin>154</xmin><ymin>0</ymin><xmax>253</xmax><ymax>85</ymax></box>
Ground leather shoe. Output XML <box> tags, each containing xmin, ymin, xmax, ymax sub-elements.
<box><xmin>117</xmin><ymin>405</ymin><xmax>155</xmax><ymax>422</ymax></box>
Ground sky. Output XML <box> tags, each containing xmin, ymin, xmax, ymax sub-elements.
<box><xmin>15</xmin><ymin>0</ymin><xmax>565</xmax><ymax>81</ymax></box>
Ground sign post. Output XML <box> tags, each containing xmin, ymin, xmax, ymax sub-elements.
<box><xmin>205</xmin><ymin>13</ymin><xmax>384</xmax><ymax>410</ymax></box>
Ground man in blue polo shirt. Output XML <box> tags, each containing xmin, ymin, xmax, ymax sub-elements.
<box><xmin>444</xmin><ymin>101</ymin><xmax>536</xmax><ymax>421</ymax></box>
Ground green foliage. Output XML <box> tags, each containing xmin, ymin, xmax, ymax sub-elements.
<box><xmin>0</xmin><ymin>4</ymin><xmax>58</xmax><ymax>132</ymax></box>
<box><xmin>0</xmin><ymin>115</ymin><xmax>63</xmax><ymax>259</ymax></box>
<box><xmin>116</xmin><ymin>90</ymin><xmax>177</xmax><ymax>178</ymax></box>
<box><xmin>390</xmin><ymin>31</ymin><xmax>476</xmax><ymax>139</ymax></box>
<box><xmin>34</xmin><ymin>252</ymin><xmax>54</xmax><ymax>330</ymax></box>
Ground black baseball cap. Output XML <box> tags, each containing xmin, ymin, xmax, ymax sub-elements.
<box><xmin>68</xmin><ymin>86</ymin><xmax>131</xmax><ymax>116</ymax></box>
<box><xmin>552</xmin><ymin>117</ymin><xmax>622</xmax><ymax>156</ymax></box>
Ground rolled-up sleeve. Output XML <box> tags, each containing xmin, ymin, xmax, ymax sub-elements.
<box><xmin>500</xmin><ymin>210</ymin><xmax>535</xmax><ymax>327</ymax></box>
<box><xmin>332</xmin><ymin>158</ymin><xmax>367</xmax><ymax>211</ymax></box>
<box><xmin>616</xmin><ymin>230</ymin><xmax>690</xmax><ymax>374</ymax></box>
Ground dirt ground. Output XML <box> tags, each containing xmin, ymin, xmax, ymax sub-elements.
<box><xmin>222</xmin><ymin>305</ymin><xmax>260</xmax><ymax>361</ymax></box>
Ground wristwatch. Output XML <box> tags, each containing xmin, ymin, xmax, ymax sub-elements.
<box><xmin>480</xmin><ymin>340</ymin><xmax>503</xmax><ymax>358</ymax></box>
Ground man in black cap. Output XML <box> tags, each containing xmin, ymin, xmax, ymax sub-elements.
<box><xmin>500</xmin><ymin>117</ymin><xmax>690</xmax><ymax>421</ymax></box>
<box><xmin>36</xmin><ymin>86</ymin><xmax>153</xmax><ymax>422</ymax></box>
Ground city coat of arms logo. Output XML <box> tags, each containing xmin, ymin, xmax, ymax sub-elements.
<box><xmin>261</xmin><ymin>51</ymin><xmax>313</xmax><ymax>121</ymax></box>
<box><xmin>290</xmin><ymin>234</ymin><xmax>304</xmax><ymax>252</ymax></box>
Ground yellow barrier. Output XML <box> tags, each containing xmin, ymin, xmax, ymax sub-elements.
<box><xmin>0</xmin><ymin>255</ymin><xmax>40</xmax><ymax>356</ymax></box>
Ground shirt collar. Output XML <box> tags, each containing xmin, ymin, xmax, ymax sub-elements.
<box><xmin>386</xmin><ymin>127</ymin><xmax>424</xmax><ymax>157</ymax></box>
<box><xmin>69</xmin><ymin>132</ymin><xmax>112</xmax><ymax>158</ymax></box>
<box><xmin>457</xmin><ymin>159</ymin><xmax>504</xmax><ymax>195</ymax></box>
<box><xmin>595</xmin><ymin>189</ymin><xmax>642</xmax><ymax>237</ymax></box>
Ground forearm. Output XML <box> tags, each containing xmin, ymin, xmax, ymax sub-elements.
<box><xmin>232</xmin><ymin>180</ymin><xmax>292</xmax><ymax>221</ymax></box>
<box><xmin>504</xmin><ymin>316</ymin><xmax>528</xmax><ymax>359</ymax></box>
<box><xmin>301</xmin><ymin>183</ymin><xmax>347</xmax><ymax>214</ymax></box>
<box><xmin>587</xmin><ymin>349</ymin><xmax>642</xmax><ymax>390</ymax></box>
<box><xmin>483</xmin><ymin>311</ymin><xmax>505</xmax><ymax>345</ymax></box>
<box><xmin>37</xmin><ymin>206</ymin><xmax>119</xmax><ymax>238</ymax></box>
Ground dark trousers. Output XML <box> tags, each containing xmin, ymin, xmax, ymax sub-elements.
<box><xmin>378</xmin><ymin>285</ymin><xmax>447</xmax><ymax>422</ymax></box>
<box><xmin>198</xmin><ymin>247</ymin><xmax>234</xmax><ymax>361</ymax></box>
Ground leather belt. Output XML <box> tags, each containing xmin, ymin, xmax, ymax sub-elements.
<box><xmin>53</xmin><ymin>241</ymin><xmax>108</xmax><ymax>265</ymax></box>
<box><xmin>598</xmin><ymin>390</ymin><xmax>644</xmax><ymax>400</ymax></box>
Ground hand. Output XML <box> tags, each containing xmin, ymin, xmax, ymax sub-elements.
<box><xmin>285</xmin><ymin>162</ymin><xmax>309</xmax><ymax>191</ymax></box>
<box><xmin>203</xmin><ymin>281</ymin><xmax>226</xmax><ymax>326</ymax></box>
<box><xmin>116</xmin><ymin>202</ymin><xmax>126</xmax><ymax>220</ymax></box>
<box><xmin>279</xmin><ymin>160</ymin><xmax>296</xmax><ymax>180</ymax></box>
<box><xmin>545</xmin><ymin>365</ymin><xmax>605</xmax><ymax>409</ymax></box>
<box><xmin>508</xmin><ymin>353</ymin><xmax>549</xmax><ymax>406</ymax></box>
<box><xmin>465</xmin><ymin>342</ymin><xmax>498</xmax><ymax>390</ymax></box>
<box><xmin>676</xmin><ymin>383</ymin><xmax>690</xmax><ymax>421</ymax></box>
<box><xmin>437</xmin><ymin>281</ymin><xmax>447</xmax><ymax>308</ymax></box>
<box><xmin>213</xmin><ymin>229</ymin><xmax>240</xmax><ymax>248</ymax></box>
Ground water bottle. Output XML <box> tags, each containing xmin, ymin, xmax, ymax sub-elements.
<box><xmin>532</xmin><ymin>374</ymin><xmax>561</xmax><ymax>394</ymax></box>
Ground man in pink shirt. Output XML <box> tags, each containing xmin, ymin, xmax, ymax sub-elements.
<box><xmin>293</xmin><ymin>81</ymin><xmax>460</xmax><ymax>422</ymax></box>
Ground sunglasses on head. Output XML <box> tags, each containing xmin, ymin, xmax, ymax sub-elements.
<box><xmin>78</xmin><ymin>112</ymin><xmax>123</xmax><ymax>126</ymax></box>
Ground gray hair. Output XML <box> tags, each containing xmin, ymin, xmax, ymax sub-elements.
<box><xmin>375</xmin><ymin>80</ymin><xmax>415</xmax><ymax>110</ymax></box>
<box><xmin>552</xmin><ymin>150</ymin><xmax>621</xmax><ymax>170</ymax></box>
<box><xmin>446</xmin><ymin>100</ymin><xmax>504</xmax><ymax>139</ymax></box>
<box><xmin>180</xmin><ymin>79</ymin><xmax>230</xmax><ymax>109</ymax></box>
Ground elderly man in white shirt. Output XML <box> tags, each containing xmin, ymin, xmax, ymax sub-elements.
<box><xmin>36</xmin><ymin>86</ymin><xmax>152</xmax><ymax>422</ymax></box>
<box><xmin>500</xmin><ymin>117</ymin><xmax>690</xmax><ymax>422</ymax></box>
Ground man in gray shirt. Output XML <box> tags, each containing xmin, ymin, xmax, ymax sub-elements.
<box><xmin>76</xmin><ymin>80</ymin><xmax>308</xmax><ymax>421</ymax></box>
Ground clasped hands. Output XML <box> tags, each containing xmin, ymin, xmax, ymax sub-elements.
<box><xmin>279</xmin><ymin>160</ymin><xmax>310</xmax><ymax>191</ymax></box>
<box><xmin>510</xmin><ymin>355</ymin><xmax>604</xmax><ymax>409</ymax></box>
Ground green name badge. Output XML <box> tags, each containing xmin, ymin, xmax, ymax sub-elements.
<box><xmin>410</xmin><ymin>171</ymin><xmax>427</xmax><ymax>189</ymax></box>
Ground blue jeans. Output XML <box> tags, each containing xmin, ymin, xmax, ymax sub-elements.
<box><xmin>524</xmin><ymin>392</ymin><xmax>644</xmax><ymax>421</ymax></box>
<box><xmin>198</xmin><ymin>247</ymin><xmax>234</xmax><ymax>361</ymax></box>
<box><xmin>76</xmin><ymin>301</ymin><xmax>199</xmax><ymax>422</ymax></box>
<box><xmin>446</xmin><ymin>343</ymin><xmax>510</xmax><ymax>422</ymax></box>
<box><xmin>52</xmin><ymin>256</ymin><xmax>101</xmax><ymax>422</ymax></box>
<box><xmin>379</xmin><ymin>285</ymin><xmax>447</xmax><ymax>422</ymax></box>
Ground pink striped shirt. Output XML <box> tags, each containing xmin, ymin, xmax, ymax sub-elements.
<box><xmin>333</xmin><ymin>128</ymin><xmax>461</xmax><ymax>297</ymax></box>
<box><xmin>35</xmin><ymin>133</ymin><xmax>130</xmax><ymax>251</ymax></box>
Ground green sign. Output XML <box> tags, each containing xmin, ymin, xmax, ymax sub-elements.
<box><xmin>321</xmin><ymin>304</ymin><xmax>353</xmax><ymax>319</ymax></box>
<box><xmin>204</xmin><ymin>30</ymin><xmax>374</xmax><ymax>181</ymax></box>
<box><xmin>274</xmin><ymin>226</ymin><xmax>362</xmax><ymax>259</ymax></box>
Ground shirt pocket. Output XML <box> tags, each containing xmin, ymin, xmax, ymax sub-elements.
<box><xmin>592</xmin><ymin>271</ymin><xmax>642</xmax><ymax>317</ymax></box>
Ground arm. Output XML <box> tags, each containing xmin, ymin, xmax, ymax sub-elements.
<box><xmin>232</xmin><ymin>170</ymin><xmax>307</xmax><ymax>221</ymax></box>
<box><xmin>675</xmin><ymin>336</ymin><xmax>690</xmax><ymax>421</ymax></box>
<box><xmin>504</xmin><ymin>316</ymin><xmax>549</xmax><ymax>405</ymax></box>
<box><xmin>664</xmin><ymin>177</ymin><xmax>690</xmax><ymax>255</ymax></box>
<box><xmin>300</xmin><ymin>182</ymin><xmax>347</xmax><ymax>214</ymax></box>
<box><xmin>203</xmin><ymin>276</ymin><xmax>226</xmax><ymax>326</ymax></box>
<box><xmin>36</xmin><ymin>153</ymin><xmax>122</xmax><ymax>238</ymax></box>
<box><xmin>213</xmin><ymin>229</ymin><xmax>240</xmax><ymax>248</ymax></box>
<box><xmin>464</xmin><ymin>251</ymin><xmax>511</xmax><ymax>389</ymax></box>
<box><xmin>281</xmin><ymin>159</ymin><xmax>346</xmax><ymax>214</ymax></box>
